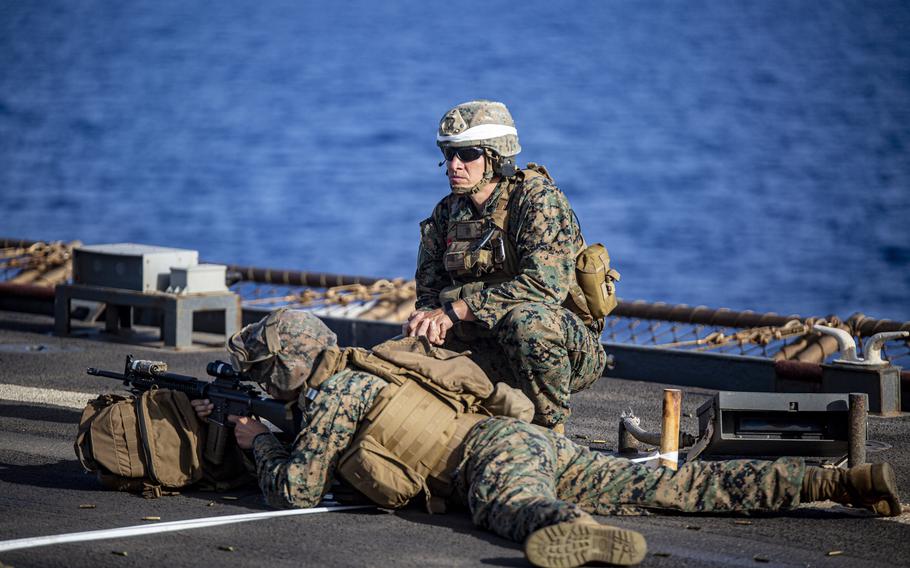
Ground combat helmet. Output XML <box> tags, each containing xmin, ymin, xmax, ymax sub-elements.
<box><xmin>437</xmin><ymin>100</ymin><xmax>521</xmax><ymax>194</ymax></box>
<box><xmin>227</xmin><ymin>308</ymin><xmax>337</xmax><ymax>397</ymax></box>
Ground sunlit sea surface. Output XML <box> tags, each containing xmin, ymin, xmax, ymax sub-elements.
<box><xmin>1</xmin><ymin>1</ymin><xmax>908</xmax><ymax>320</ymax></box>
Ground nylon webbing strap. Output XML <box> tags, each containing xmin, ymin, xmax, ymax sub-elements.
<box><xmin>120</xmin><ymin>403</ymin><xmax>142</xmax><ymax>477</ymax></box>
<box><xmin>489</xmin><ymin>182</ymin><xmax>512</xmax><ymax>232</ymax></box>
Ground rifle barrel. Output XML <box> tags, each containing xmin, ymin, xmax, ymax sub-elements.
<box><xmin>86</xmin><ymin>368</ymin><xmax>127</xmax><ymax>381</ymax></box>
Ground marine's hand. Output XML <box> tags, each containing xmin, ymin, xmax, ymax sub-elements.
<box><xmin>405</xmin><ymin>301</ymin><xmax>476</xmax><ymax>345</ymax></box>
<box><xmin>404</xmin><ymin>308</ymin><xmax>450</xmax><ymax>345</ymax></box>
<box><xmin>403</xmin><ymin>309</ymin><xmax>429</xmax><ymax>336</ymax></box>
<box><xmin>228</xmin><ymin>415</ymin><xmax>269</xmax><ymax>449</ymax></box>
<box><xmin>191</xmin><ymin>398</ymin><xmax>214</xmax><ymax>419</ymax></box>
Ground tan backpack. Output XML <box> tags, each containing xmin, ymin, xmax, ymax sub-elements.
<box><xmin>74</xmin><ymin>390</ymin><xmax>235</xmax><ymax>498</ymax></box>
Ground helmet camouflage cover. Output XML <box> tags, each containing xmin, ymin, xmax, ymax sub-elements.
<box><xmin>436</xmin><ymin>100</ymin><xmax>521</xmax><ymax>158</ymax></box>
<box><xmin>227</xmin><ymin>308</ymin><xmax>337</xmax><ymax>393</ymax></box>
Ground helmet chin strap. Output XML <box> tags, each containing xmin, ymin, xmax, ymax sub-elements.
<box><xmin>449</xmin><ymin>153</ymin><xmax>495</xmax><ymax>196</ymax></box>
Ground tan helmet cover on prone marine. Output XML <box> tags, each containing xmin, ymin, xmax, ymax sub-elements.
<box><xmin>227</xmin><ymin>308</ymin><xmax>338</xmax><ymax>393</ymax></box>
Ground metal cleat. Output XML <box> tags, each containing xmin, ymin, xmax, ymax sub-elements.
<box><xmin>863</xmin><ymin>331</ymin><xmax>910</xmax><ymax>365</ymax></box>
<box><xmin>813</xmin><ymin>325</ymin><xmax>909</xmax><ymax>366</ymax></box>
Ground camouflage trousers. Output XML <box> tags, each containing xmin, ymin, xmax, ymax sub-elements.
<box><xmin>445</xmin><ymin>302</ymin><xmax>607</xmax><ymax>427</ymax></box>
<box><xmin>453</xmin><ymin>417</ymin><xmax>806</xmax><ymax>543</ymax></box>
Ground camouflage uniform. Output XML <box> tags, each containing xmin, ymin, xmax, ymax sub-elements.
<box><xmin>454</xmin><ymin>416</ymin><xmax>804</xmax><ymax>543</ymax></box>
<box><xmin>252</xmin><ymin>373</ymin><xmax>806</xmax><ymax>543</ymax></box>
<box><xmin>416</xmin><ymin>174</ymin><xmax>607</xmax><ymax>428</ymax></box>
<box><xmin>418</xmin><ymin>100</ymin><xmax>608</xmax><ymax>428</ymax></box>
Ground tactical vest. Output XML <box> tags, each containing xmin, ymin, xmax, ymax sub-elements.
<box><xmin>305</xmin><ymin>338</ymin><xmax>505</xmax><ymax>513</ymax></box>
<box><xmin>440</xmin><ymin>164</ymin><xmax>620</xmax><ymax>327</ymax></box>
<box><xmin>442</xmin><ymin>171</ymin><xmax>523</xmax><ymax>283</ymax></box>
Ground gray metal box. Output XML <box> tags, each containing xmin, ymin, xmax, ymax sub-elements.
<box><xmin>73</xmin><ymin>244</ymin><xmax>198</xmax><ymax>292</ymax></box>
<box><xmin>169</xmin><ymin>264</ymin><xmax>228</xmax><ymax>294</ymax></box>
<box><xmin>696</xmin><ymin>391</ymin><xmax>849</xmax><ymax>458</ymax></box>
<box><xmin>821</xmin><ymin>364</ymin><xmax>901</xmax><ymax>416</ymax></box>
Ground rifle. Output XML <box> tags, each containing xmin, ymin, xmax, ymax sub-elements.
<box><xmin>87</xmin><ymin>355</ymin><xmax>302</xmax><ymax>465</ymax></box>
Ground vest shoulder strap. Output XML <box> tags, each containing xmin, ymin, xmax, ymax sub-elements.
<box><xmin>489</xmin><ymin>179</ymin><xmax>515</xmax><ymax>231</ymax></box>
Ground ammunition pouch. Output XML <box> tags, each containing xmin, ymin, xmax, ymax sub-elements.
<box><xmin>443</xmin><ymin>217</ymin><xmax>510</xmax><ymax>278</ymax></box>
<box><xmin>444</xmin><ymin>240</ymin><xmax>495</xmax><ymax>276</ymax></box>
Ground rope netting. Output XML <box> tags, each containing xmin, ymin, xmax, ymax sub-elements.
<box><xmin>234</xmin><ymin>279</ymin><xmax>416</xmax><ymax>322</ymax></box>
<box><xmin>0</xmin><ymin>240</ymin><xmax>80</xmax><ymax>286</ymax></box>
<box><xmin>603</xmin><ymin>312</ymin><xmax>910</xmax><ymax>366</ymax></box>
<box><xmin>2</xmin><ymin>239</ymin><xmax>908</xmax><ymax>366</ymax></box>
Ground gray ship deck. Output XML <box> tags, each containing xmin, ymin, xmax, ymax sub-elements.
<box><xmin>1</xmin><ymin>309</ymin><xmax>908</xmax><ymax>567</ymax></box>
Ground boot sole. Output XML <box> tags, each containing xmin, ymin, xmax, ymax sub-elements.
<box><xmin>870</xmin><ymin>463</ymin><xmax>902</xmax><ymax>517</ymax></box>
<box><xmin>525</xmin><ymin>521</ymin><xmax>647</xmax><ymax>567</ymax></box>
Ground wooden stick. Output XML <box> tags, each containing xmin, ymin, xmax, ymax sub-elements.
<box><xmin>659</xmin><ymin>389</ymin><xmax>682</xmax><ymax>470</ymax></box>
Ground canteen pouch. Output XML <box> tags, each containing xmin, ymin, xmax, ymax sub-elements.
<box><xmin>574</xmin><ymin>243</ymin><xmax>620</xmax><ymax>320</ymax></box>
<box><xmin>337</xmin><ymin>434</ymin><xmax>426</xmax><ymax>509</ymax></box>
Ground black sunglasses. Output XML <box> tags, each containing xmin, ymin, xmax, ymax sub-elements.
<box><xmin>442</xmin><ymin>146</ymin><xmax>485</xmax><ymax>162</ymax></box>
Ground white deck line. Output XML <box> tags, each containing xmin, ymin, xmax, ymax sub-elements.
<box><xmin>0</xmin><ymin>505</ymin><xmax>373</xmax><ymax>552</ymax></box>
<box><xmin>0</xmin><ymin>384</ymin><xmax>97</xmax><ymax>409</ymax></box>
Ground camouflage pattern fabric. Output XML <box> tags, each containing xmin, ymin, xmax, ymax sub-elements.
<box><xmin>251</xmin><ymin>369</ymin><xmax>386</xmax><ymax>509</ymax></box>
<box><xmin>443</xmin><ymin>303</ymin><xmax>605</xmax><ymax>427</ymax></box>
<box><xmin>453</xmin><ymin>417</ymin><xmax>806</xmax><ymax>543</ymax></box>
<box><xmin>228</xmin><ymin>309</ymin><xmax>338</xmax><ymax>394</ymax></box>
<box><xmin>270</xmin><ymin>310</ymin><xmax>338</xmax><ymax>392</ymax></box>
<box><xmin>416</xmin><ymin>173</ymin><xmax>607</xmax><ymax>427</ymax></box>
<box><xmin>437</xmin><ymin>100</ymin><xmax>521</xmax><ymax>156</ymax></box>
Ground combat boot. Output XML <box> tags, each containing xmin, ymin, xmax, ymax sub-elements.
<box><xmin>801</xmin><ymin>463</ymin><xmax>902</xmax><ymax>516</ymax></box>
<box><xmin>524</xmin><ymin>519</ymin><xmax>647</xmax><ymax>567</ymax></box>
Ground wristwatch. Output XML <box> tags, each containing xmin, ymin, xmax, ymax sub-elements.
<box><xmin>443</xmin><ymin>301</ymin><xmax>461</xmax><ymax>324</ymax></box>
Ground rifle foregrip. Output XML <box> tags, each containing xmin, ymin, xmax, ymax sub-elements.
<box><xmin>204</xmin><ymin>421</ymin><xmax>229</xmax><ymax>465</ymax></box>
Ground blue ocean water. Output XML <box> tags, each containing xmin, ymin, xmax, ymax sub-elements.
<box><xmin>1</xmin><ymin>0</ymin><xmax>908</xmax><ymax>321</ymax></box>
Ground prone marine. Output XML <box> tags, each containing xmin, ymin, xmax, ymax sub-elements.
<box><xmin>192</xmin><ymin>309</ymin><xmax>903</xmax><ymax>568</ymax></box>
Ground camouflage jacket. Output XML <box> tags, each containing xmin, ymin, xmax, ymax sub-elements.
<box><xmin>251</xmin><ymin>368</ymin><xmax>387</xmax><ymax>509</ymax></box>
<box><xmin>415</xmin><ymin>172</ymin><xmax>585</xmax><ymax>329</ymax></box>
